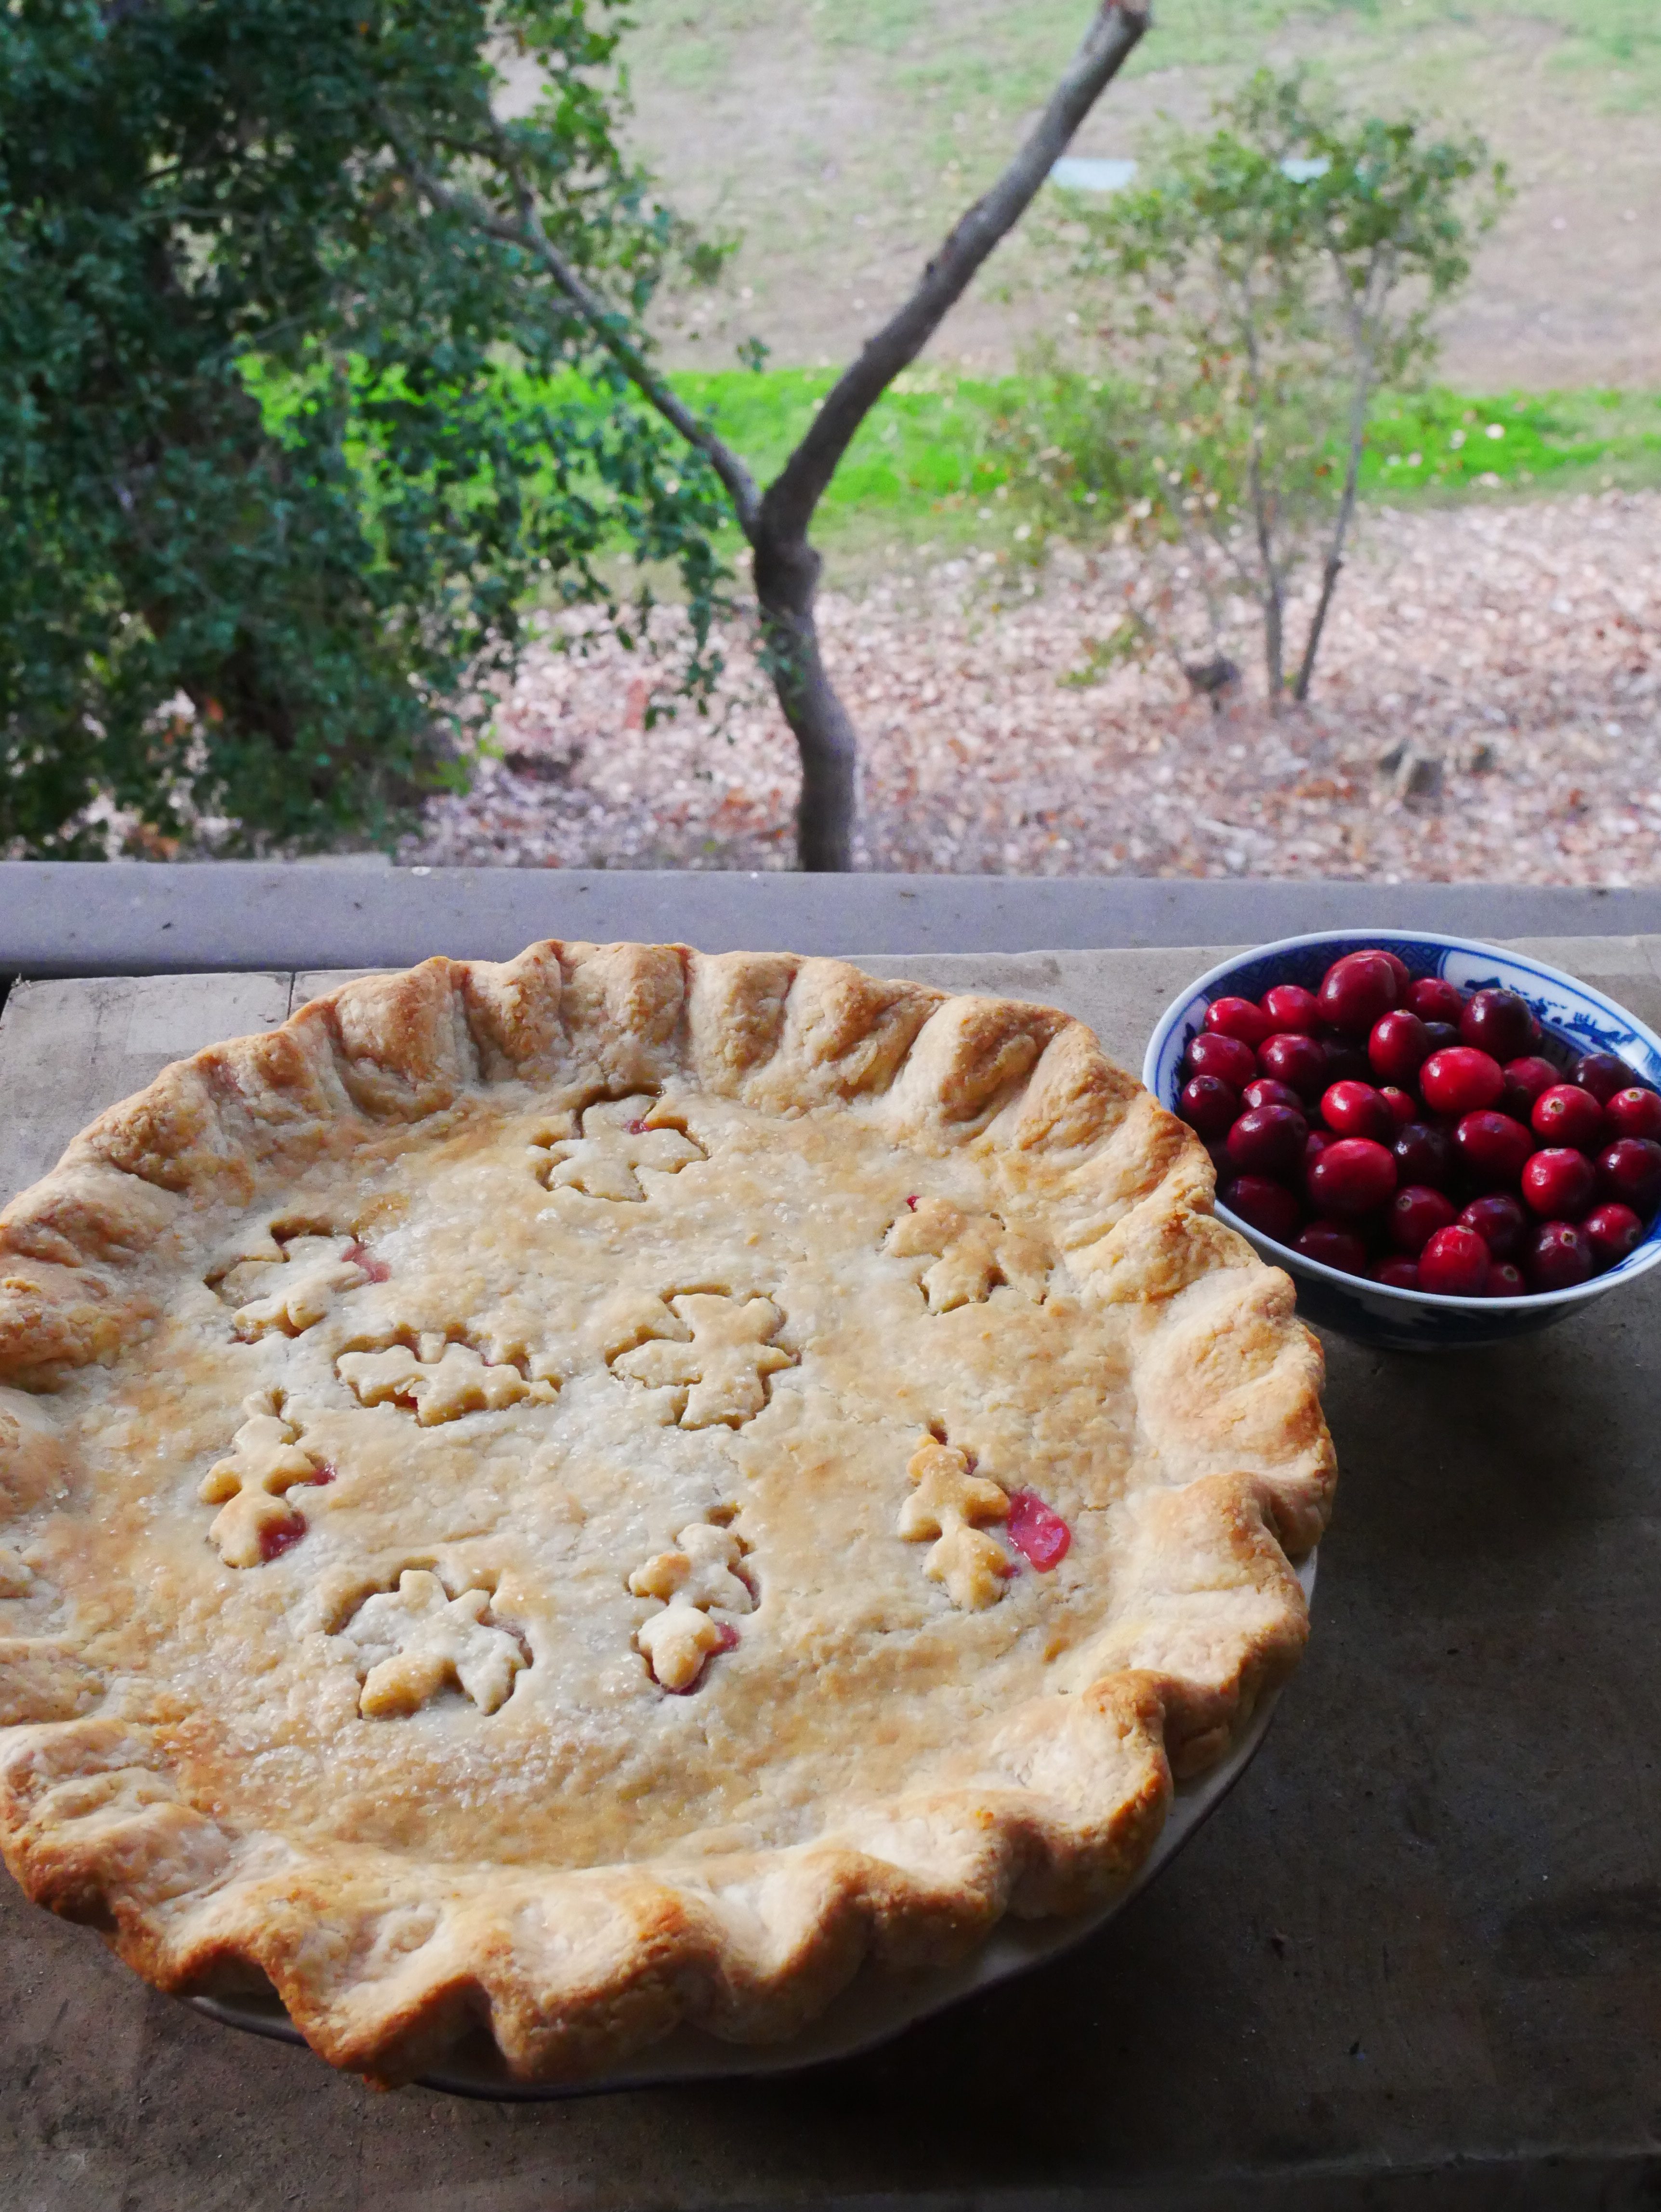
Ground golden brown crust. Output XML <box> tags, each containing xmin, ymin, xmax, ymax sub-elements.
<box><xmin>0</xmin><ymin>941</ymin><xmax>1334</xmax><ymax>2084</ymax></box>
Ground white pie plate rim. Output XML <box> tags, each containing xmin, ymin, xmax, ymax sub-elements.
<box><xmin>186</xmin><ymin>1553</ymin><xmax>1316</xmax><ymax>2099</ymax></box>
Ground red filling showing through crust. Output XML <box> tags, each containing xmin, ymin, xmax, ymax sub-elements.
<box><xmin>343</xmin><ymin>1241</ymin><xmax>391</xmax><ymax>1283</ymax></box>
<box><xmin>1005</xmin><ymin>1489</ymin><xmax>1071</xmax><ymax>1570</ymax></box>
<box><xmin>258</xmin><ymin>1515</ymin><xmax>307</xmax><ymax>1563</ymax></box>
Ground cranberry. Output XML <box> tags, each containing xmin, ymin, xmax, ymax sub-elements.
<box><xmin>1005</xmin><ymin>1488</ymin><xmax>1071</xmax><ymax>1570</ymax></box>
<box><xmin>1500</xmin><ymin>1056</ymin><xmax>1559</xmax><ymax>1119</ymax></box>
<box><xmin>1406</xmin><ymin>975</ymin><xmax>1465</xmax><ymax>1025</ymax></box>
<box><xmin>1487</xmin><ymin>1262</ymin><xmax>1527</xmax><ymax>1297</ymax></box>
<box><xmin>1260</xmin><ymin>983</ymin><xmax>1323</xmax><ymax>1036</ymax></box>
<box><xmin>1179</xmin><ymin>1075</ymin><xmax>1240</xmax><ymax>1138</ymax></box>
<box><xmin>1373</xmin><ymin>1257</ymin><xmax>1421</xmax><ymax>1290</ymax></box>
<box><xmin>1388</xmin><ymin>1183</ymin><xmax>1458</xmax><ymax>1255</ymax></box>
<box><xmin>258</xmin><ymin>1514</ymin><xmax>307</xmax><ymax>1563</ymax></box>
<box><xmin>1422</xmin><ymin>1020</ymin><xmax>1462</xmax><ymax>1055</ymax></box>
<box><xmin>1598</xmin><ymin>1136</ymin><xmax>1661</xmax><ymax>1212</ymax></box>
<box><xmin>1525</xmin><ymin>1220</ymin><xmax>1594</xmax><ymax>1292</ymax></box>
<box><xmin>1227</xmin><ymin>1103</ymin><xmax>1308</xmax><ymax>1175</ymax></box>
<box><xmin>1419</xmin><ymin>1225</ymin><xmax>1491</xmax><ymax>1296</ymax></box>
<box><xmin>1321</xmin><ymin>1080</ymin><xmax>1395</xmax><ymax>1143</ymax></box>
<box><xmin>1258</xmin><ymin>1031</ymin><xmax>1328</xmax><ymax>1101</ymax></box>
<box><xmin>1368</xmin><ymin>1009</ymin><xmax>1430</xmax><ymax>1087</ymax></box>
<box><xmin>1303</xmin><ymin>1128</ymin><xmax>1335</xmax><ymax>1182</ymax></box>
<box><xmin>1421</xmin><ymin>1046</ymin><xmax>1504</xmax><ymax>1117</ymax></box>
<box><xmin>1379</xmin><ymin>1086</ymin><xmax>1417</xmax><ymax>1131</ymax></box>
<box><xmin>1530</xmin><ymin>1083</ymin><xmax>1604</xmax><ymax>1153</ymax></box>
<box><xmin>1241</xmin><ymin>1077</ymin><xmax>1304</xmax><ymax>1113</ymax></box>
<box><xmin>1583</xmin><ymin>1200</ymin><xmax>1645</xmax><ymax>1269</ymax></box>
<box><xmin>1459</xmin><ymin>988</ymin><xmax>1533</xmax><ymax>1061</ymax></box>
<box><xmin>1206</xmin><ymin>996</ymin><xmax>1275</xmax><ymax>1049</ymax></box>
<box><xmin>1227</xmin><ymin>1175</ymin><xmax>1304</xmax><ymax>1244</ymax></box>
<box><xmin>1188</xmin><ymin>1031</ymin><xmax>1258</xmax><ymax>1088</ymax></box>
<box><xmin>1521</xmin><ymin>1146</ymin><xmax>1595</xmax><ymax>1220</ymax></box>
<box><xmin>1605</xmin><ymin>1087</ymin><xmax>1661</xmax><ymax>1142</ymax></box>
<box><xmin>1458</xmin><ymin>1192</ymin><xmax>1526</xmax><ymax>1259</ymax></box>
<box><xmin>1295</xmin><ymin>1223</ymin><xmax>1369</xmax><ymax>1275</ymax></box>
<box><xmin>1453</xmin><ymin>1110</ymin><xmax>1535</xmax><ymax>1189</ymax></box>
<box><xmin>1395</xmin><ymin>1120</ymin><xmax>1454</xmax><ymax>1188</ymax></box>
<box><xmin>1322</xmin><ymin>1041</ymin><xmax>1373</xmax><ymax>1085</ymax></box>
<box><xmin>1205</xmin><ymin>1141</ymin><xmax>1235</xmax><ymax>1193</ymax></box>
<box><xmin>1308</xmin><ymin>1136</ymin><xmax>1397</xmax><ymax>1218</ymax></box>
<box><xmin>1318</xmin><ymin>951</ymin><xmax>1401</xmax><ymax>1038</ymax></box>
<box><xmin>1573</xmin><ymin>1052</ymin><xmax>1633</xmax><ymax>1105</ymax></box>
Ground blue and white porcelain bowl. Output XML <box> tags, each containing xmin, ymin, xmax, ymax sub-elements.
<box><xmin>1144</xmin><ymin>929</ymin><xmax>1661</xmax><ymax>1352</ymax></box>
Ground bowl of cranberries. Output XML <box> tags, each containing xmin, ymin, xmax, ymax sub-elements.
<box><xmin>1145</xmin><ymin>930</ymin><xmax>1661</xmax><ymax>1349</ymax></box>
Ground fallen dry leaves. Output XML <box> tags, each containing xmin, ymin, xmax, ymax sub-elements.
<box><xmin>403</xmin><ymin>489</ymin><xmax>1661</xmax><ymax>883</ymax></box>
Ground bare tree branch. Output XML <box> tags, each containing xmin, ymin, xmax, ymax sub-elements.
<box><xmin>393</xmin><ymin>135</ymin><xmax>764</xmax><ymax>535</ymax></box>
<box><xmin>761</xmin><ymin>1</ymin><xmax>1149</xmax><ymax>546</ymax></box>
<box><xmin>1293</xmin><ymin>243</ymin><xmax>1390</xmax><ymax>702</ymax></box>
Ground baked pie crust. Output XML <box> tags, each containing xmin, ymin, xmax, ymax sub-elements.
<box><xmin>0</xmin><ymin>941</ymin><xmax>1334</xmax><ymax>2085</ymax></box>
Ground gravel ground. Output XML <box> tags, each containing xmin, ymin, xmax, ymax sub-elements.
<box><xmin>403</xmin><ymin>490</ymin><xmax>1661</xmax><ymax>884</ymax></box>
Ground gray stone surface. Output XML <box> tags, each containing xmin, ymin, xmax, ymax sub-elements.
<box><xmin>4</xmin><ymin>948</ymin><xmax>1661</xmax><ymax>2209</ymax></box>
<box><xmin>9</xmin><ymin>863</ymin><xmax>1661</xmax><ymax>974</ymax></box>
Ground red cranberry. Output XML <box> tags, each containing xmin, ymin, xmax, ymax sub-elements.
<box><xmin>1525</xmin><ymin>1220</ymin><xmax>1594</xmax><ymax>1292</ymax></box>
<box><xmin>1605</xmin><ymin>1087</ymin><xmax>1661</xmax><ymax>1142</ymax></box>
<box><xmin>1318</xmin><ymin>951</ymin><xmax>1401</xmax><ymax>1038</ymax></box>
<box><xmin>1379</xmin><ymin>1086</ymin><xmax>1417</xmax><ymax>1132</ymax></box>
<box><xmin>1583</xmin><ymin>1200</ymin><xmax>1644</xmax><ymax>1269</ymax></box>
<box><xmin>1373</xmin><ymin>1257</ymin><xmax>1421</xmax><ymax>1290</ymax></box>
<box><xmin>1486</xmin><ymin>1262</ymin><xmax>1527</xmax><ymax>1297</ymax></box>
<box><xmin>1295</xmin><ymin>1223</ymin><xmax>1369</xmax><ymax>1275</ymax></box>
<box><xmin>1241</xmin><ymin>1077</ymin><xmax>1305</xmax><ymax>1113</ymax></box>
<box><xmin>1321</xmin><ymin>1080</ymin><xmax>1395</xmax><ymax>1142</ymax></box>
<box><xmin>1530</xmin><ymin>1084</ymin><xmax>1604</xmax><ymax>1153</ymax></box>
<box><xmin>1368</xmin><ymin>1010</ymin><xmax>1430</xmax><ymax>1087</ymax></box>
<box><xmin>1205</xmin><ymin>1140</ymin><xmax>1235</xmax><ymax>1192</ymax></box>
<box><xmin>1500</xmin><ymin>1055</ymin><xmax>1560</xmax><ymax>1119</ymax></box>
<box><xmin>1188</xmin><ymin>1031</ymin><xmax>1258</xmax><ymax>1088</ymax></box>
<box><xmin>1309</xmin><ymin>1136</ymin><xmax>1397</xmax><ymax>1218</ymax></box>
<box><xmin>1258</xmin><ymin>1032</ymin><xmax>1328</xmax><ymax>1101</ymax></box>
<box><xmin>1227</xmin><ymin>1103</ymin><xmax>1308</xmax><ymax>1175</ymax></box>
<box><xmin>1422</xmin><ymin>1047</ymin><xmax>1504</xmax><ymax>1117</ymax></box>
<box><xmin>1303</xmin><ymin>1128</ymin><xmax>1335</xmax><ymax>1182</ymax></box>
<box><xmin>1419</xmin><ymin>1225</ymin><xmax>1491</xmax><ymax>1296</ymax></box>
<box><xmin>1421</xmin><ymin>1020</ymin><xmax>1461</xmax><ymax>1054</ymax></box>
<box><xmin>1459</xmin><ymin>1192</ymin><xmax>1526</xmax><ymax>1259</ymax></box>
<box><xmin>1388</xmin><ymin>1184</ymin><xmax>1457</xmax><ymax>1255</ymax></box>
<box><xmin>1395</xmin><ymin>1120</ymin><xmax>1454</xmax><ymax>1189</ymax></box>
<box><xmin>1459</xmin><ymin>988</ymin><xmax>1533</xmax><ymax>1061</ymax></box>
<box><xmin>1180</xmin><ymin>1075</ymin><xmax>1240</xmax><ymax>1138</ymax></box>
<box><xmin>1206</xmin><ymin>996</ymin><xmax>1275</xmax><ymax>1049</ymax></box>
<box><xmin>1453</xmin><ymin>1111</ymin><xmax>1535</xmax><ymax>1189</ymax></box>
<box><xmin>1573</xmin><ymin>1052</ymin><xmax>1633</xmax><ymax>1105</ymax></box>
<box><xmin>1598</xmin><ymin>1136</ymin><xmax>1661</xmax><ymax>1212</ymax></box>
<box><xmin>1521</xmin><ymin>1146</ymin><xmax>1595</xmax><ymax>1220</ymax></box>
<box><xmin>1005</xmin><ymin>1488</ymin><xmax>1071</xmax><ymax>1569</ymax></box>
<box><xmin>1406</xmin><ymin>975</ymin><xmax>1465</xmax><ymax>1025</ymax></box>
<box><xmin>1261</xmin><ymin>983</ymin><xmax>1323</xmax><ymax>1036</ymax></box>
<box><xmin>1227</xmin><ymin>1175</ymin><xmax>1304</xmax><ymax>1244</ymax></box>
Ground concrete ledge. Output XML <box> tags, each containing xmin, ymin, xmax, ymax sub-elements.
<box><xmin>0</xmin><ymin>864</ymin><xmax>1657</xmax><ymax>974</ymax></box>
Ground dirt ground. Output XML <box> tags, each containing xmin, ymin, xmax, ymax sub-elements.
<box><xmin>620</xmin><ymin>2</ymin><xmax>1661</xmax><ymax>392</ymax></box>
<box><xmin>405</xmin><ymin>488</ymin><xmax>1661</xmax><ymax>886</ymax></box>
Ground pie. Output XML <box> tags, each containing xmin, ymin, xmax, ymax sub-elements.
<box><xmin>0</xmin><ymin>940</ymin><xmax>1334</xmax><ymax>2085</ymax></box>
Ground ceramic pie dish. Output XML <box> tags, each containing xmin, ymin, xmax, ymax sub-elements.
<box><xmin>0</xmin><ymin>940</ymin><xmax>1334</xmax><ymax>2087</ymax></box>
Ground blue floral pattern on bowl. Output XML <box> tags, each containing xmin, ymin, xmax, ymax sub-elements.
<box><xmin>1143</xmin><ymin>929</ymin><xmax>1661</xmax><ymax>1352</ymax></box>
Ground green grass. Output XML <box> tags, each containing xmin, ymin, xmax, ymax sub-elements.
<box><xmin>670</xmin><ymin>371</ymin><xmax>1661</xmax><ymax>542</ymax></box>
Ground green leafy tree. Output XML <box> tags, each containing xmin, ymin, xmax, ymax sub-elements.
<box><xmin>0</xmin><ymin>0</ymin><xmax>726</xmax><ymax>856</ymax></box>
<box><xmin>1003</xmin><ymin>71</ymin><xmax>1506</xmax><ymax>708</ymax></box>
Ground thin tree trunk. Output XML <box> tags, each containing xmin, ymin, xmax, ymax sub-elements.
<box><xmin>751</xmin><ymin>532</ymin><xmax>857</xmax><ymax>870</ymax></box>
<box><xmin>397</xmin><ymin>2</ymin><xmax>1150</xmax><ymax>869</ymax></box>
<box><xmin>1293</xmin><ymin>249</ymin><xmax>1387</xmax><ymax>703</ymax></box>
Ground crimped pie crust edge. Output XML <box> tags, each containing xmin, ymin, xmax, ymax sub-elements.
<box><xmin>0</xmin><ymin>940</ymin><xmax>1334</xmax><ymax>2085</ymax></box>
